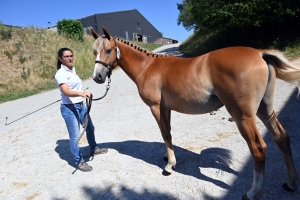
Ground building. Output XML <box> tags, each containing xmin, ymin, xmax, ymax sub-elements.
<box><xmin>78</xmin><ymin>9</ymin><xmax>162</xmax><ymax>43</ymax></box>
<box><xmin>153</xmin><ymin>37</ymin><xmax>178</xmax><ymax>45</ymax></box>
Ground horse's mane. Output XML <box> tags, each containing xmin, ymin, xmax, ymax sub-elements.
<box><xmin>93</xmin><ymin>36</ymin><xmax>169</xmax><ymax>58</ymax></box>
<box><xmin>115</xmin><ymin>37</ymin><xmax>169</xmax><ymax>58</ymax></box>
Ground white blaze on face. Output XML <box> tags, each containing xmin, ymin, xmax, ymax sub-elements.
<box><xmin>93</xmin><ymin>50</ymin><xmax>101</xmax><ymax>78</ymax></box>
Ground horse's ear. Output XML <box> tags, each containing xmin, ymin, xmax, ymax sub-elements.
<box><xmin>102</xmin><ymin>26</ymin><xmax>111</xmax><ymax>40</ymax></box>
<box><xmin>91</xmin><ymin>29</ymin><xmax>100</xmax><ymax>39</ymax></box>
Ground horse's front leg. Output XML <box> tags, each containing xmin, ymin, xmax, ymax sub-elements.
<box><xmin>150</xmin><ymin>105</ymin><xmax>176</xmax><ymax>174</ymax></box>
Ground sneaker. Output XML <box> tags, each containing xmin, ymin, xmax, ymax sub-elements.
<box><xmin>77</xmin><ymin>161</ymin><xmax>92</xmax><ymax>172</ymax></box>
<box><xmin>90</xmin><ymin>147</ymin><xmax>108</xmax><ymax>156</ymax></box>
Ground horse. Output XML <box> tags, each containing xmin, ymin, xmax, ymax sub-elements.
<box><xmin>91</xmin><ymin>26</ymin><xmax>300</xmax><ymax>200</ymax></box>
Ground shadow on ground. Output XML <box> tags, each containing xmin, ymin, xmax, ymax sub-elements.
<box><xmin>55</xmin><ymin>88</ymin><xmax>300</xmax><ymax>200</ymax></box>
<box><xmin>82</xmin><ymin>185</ymin><xmax>178</xmax><ymax>200</ymax></box>
<box><xmin>55</xmin><ymin>139</ymin><xmax>237</xmax><ymax>189</ymax></box>
<box><xmin>55</xmin><ymin>139</ymin><xmax>95</xmax><ymax>168</ymax></box>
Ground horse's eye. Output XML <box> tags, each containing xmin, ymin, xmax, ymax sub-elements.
<box><xmin>106</xmin><ymin>49</ymin><xmax>112</xmax><ymax>54</ymax></box>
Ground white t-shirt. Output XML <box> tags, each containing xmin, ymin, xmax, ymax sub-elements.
<box><xmin>55</xmin><ymin>64</ymin><xmax>84</xmax><ymax>104</ymax></box>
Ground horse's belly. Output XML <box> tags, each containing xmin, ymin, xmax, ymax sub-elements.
<box><xmin>168</xmin><ymin>94</ymin><xmax>224</xmax><ymax>114</ymax></box>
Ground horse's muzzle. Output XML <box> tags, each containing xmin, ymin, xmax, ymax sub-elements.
<box><xmin>93</xmin><ymin>73</ymin><xmax>106</xmax><ymax>84</ymax></box>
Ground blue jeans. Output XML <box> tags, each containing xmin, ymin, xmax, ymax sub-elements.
<box><xmin>60</xmin><ymin>103</ymin><xmax>98</xmax><ymax>165</ymax></box>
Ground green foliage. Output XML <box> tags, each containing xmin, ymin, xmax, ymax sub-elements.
<box><xmin>14</xmin><ymin>40</ymin><xmax>22</xmax><ymax>50</ymax></box>
<box><xmin>178</xmin><ymin>0</ymin><xmax>300</xmax><ymax>34</ymax></box>
<box><xmin>21</xmin><ymin>67</ymin><xmax>30</xmax><ymax>80</ymax></box>
<box><xmin>284</xmin><ymin>40</ymin><xmax>300</xmax><ymax>58</ymax></box>
<box><xmin>39</xmin><ymin>64</ymin><xmax>56</xmax><ymax>79</ymax></box>
<box><xmin>177</xmin><ymin>1</ymin><xmax>195</xmax><ymax>31</ymax></box>
<box><xmin>4</xmin><ymin>50</ymin><xmax>12</xmax><ymax>60</ymax></box>
<box><xmin>19</xmin><ymin>52</ymin><xmax>27</xmax><ymax>64</ymax></box>
<box><xmin>0</xmin><ymin>22</ymin><xmax>12</xmax><ymax>40</ymax></box>
<box><xmin>57</xmin><ymin>19</ymin><xmax>84</xmax><ymax>41</ymax></box>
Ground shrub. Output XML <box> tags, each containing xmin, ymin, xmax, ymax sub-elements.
<box><xmin>57</xmin><ymin>19</ymin><xmax>84</xmax><ymax>41</ymax></box>
<box><xmin>0</xmin><ymin>22</ymin><xmax>12</xmax><ymax>41</ymax></box>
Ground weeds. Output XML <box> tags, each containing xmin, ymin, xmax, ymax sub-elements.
<box><xmin>21</xmin><ymin>67</ymin><xmax>30</xmax><ymax>80</ymax></box>
<box><xmin>0</xmin><ymin>22</ymin><xmax>12</xmax><ymax>40</ymax></box>
<box><xmin>4</xmin><ymin>50</ymin><xmax>12</xmax><ymax>60</ymax></box>
<box><xmin>19</xmin><ymin>52</ymin><xmax>27</xmax><ymax>64</ymax></box>
<box><xmin>14</xmin><ymin>40</ymin><xmax>22</xmax><ymax>52</ymax></box>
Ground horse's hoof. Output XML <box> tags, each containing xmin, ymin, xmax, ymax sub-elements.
<box><xmin>282</xmin><ymin>182</ymin><xmax>297</xmax><ymax>192</ymax></box>
<box><xmin>162</xmin><ymin>170</ymin><xmax>171</xmax><ymax>176</ymax></box>
<box><xmin>242</xmin><ymin>194</ymin><xmax>250</xmax><ymax>200</ymax></box>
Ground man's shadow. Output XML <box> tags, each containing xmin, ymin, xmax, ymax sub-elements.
<box><xmin>55</xmin><ymin>140</ymin><xmax>92</xmax><ymax>168</ymax></box>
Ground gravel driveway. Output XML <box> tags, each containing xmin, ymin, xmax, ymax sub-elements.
<box><xmin>1</xmin><ymin>44</ymin><xmax>300</xmax><ymax>200</ymax></box>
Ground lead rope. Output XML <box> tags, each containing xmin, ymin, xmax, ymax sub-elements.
<box><xmin>5</xmin><ymin>87</ymin><xmax>89</xmax><ymax>126</ymax></box>
<box><xmin>91</xmin><ymin>77</ymin><xmax>111</xmax><ymax>101</ymax></box>
<box><xmin>75</xmin><ymin>78</ymin><xmax>111</xmax><ymax>146</ymax></box>
<box><xmin>75</xmin><ymin>97</ymin><xmax>92</xmax><ymax>145</ymax></box>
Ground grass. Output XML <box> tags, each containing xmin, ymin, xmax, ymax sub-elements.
<box><xmin>0</xmin><ymin>24</ymin><xmax>162</xmax><ymax>104</ymax></box>
<box><xmin>132</xmin><ymin>41</ymin><xmax>162</xmax><ymax>51</ymax></box>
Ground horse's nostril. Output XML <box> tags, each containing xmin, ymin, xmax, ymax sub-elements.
<box><xmin>98</xmin><ymin>74</ymin><xmax>102</xmax><ymax>81</ymax></box>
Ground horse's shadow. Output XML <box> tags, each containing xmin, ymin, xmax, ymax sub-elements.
<box><xmin>99</xmin><ymin>140</ymin><xmax>240</xmax><ymax>190</ymax></box>
<box><xmin>55</xmin><ymin>139</ymin><xmax>238</xmax><ymax>189</ymax></box>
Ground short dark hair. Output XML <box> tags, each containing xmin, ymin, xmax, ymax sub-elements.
<box><xmin>56</xmin><ymin>47</ymin><xmax>73</xmax><ymax>70</ymax></box>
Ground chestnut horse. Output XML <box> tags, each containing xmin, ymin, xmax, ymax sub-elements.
<box><xmin>91</xmin><ymin>27</ymin><xmax>300</xmax><ymax>199</ymax></box>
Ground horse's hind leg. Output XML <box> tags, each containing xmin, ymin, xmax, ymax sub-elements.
<box><xmin>219</xmin><ymin>81</ymin><xmax>269</xmax><ymax>198</ymax></box>
<box><xmin>233</xmin><ymin>117</ymin><xmax>267</xmax><ymax>200</ymax></box>
<box><xmin>257</xmin><ymin>108</ymin><xmax>298</xmax><ymax>193</ymax></box>
<box><xmin>257</xmin><ymin>64</ymin><xmax>298</xmax><ymax>192</ymax></box>
<box><xmin>258</xmin><ymin>111</ymin><xmax>298</xmax><ymax>191</ymax></box>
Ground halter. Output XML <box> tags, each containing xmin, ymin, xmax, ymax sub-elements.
<box><xmin>94</xmin><ymin>37</ymin><xmax>119</xmax><ymax>78</ymax></box>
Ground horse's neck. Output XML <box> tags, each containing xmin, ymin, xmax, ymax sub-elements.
<box><xmin>117</xmin><ymin>42</ymin><xmax>150</xmax><ymax>83</ymax></box>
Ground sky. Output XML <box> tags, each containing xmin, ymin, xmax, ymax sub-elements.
<box><xmin>0</xmin><ymin>0</ymin><xmax>192</xmax><ymax>42</ymax></box>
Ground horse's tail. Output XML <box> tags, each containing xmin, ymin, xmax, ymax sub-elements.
<box><xmin>262</xmin><ymin>50</ymin><xmax>300</xmax><ymax>92</ymax></box>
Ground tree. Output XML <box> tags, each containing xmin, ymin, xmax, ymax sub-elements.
<box><xmin>177</xmin><ymin>0</ymin><xmax>300</xmax><ymax>35</ymax></box>
<box><xmin>177</xmin><ymin>1</ymin><xmax>196</xmax><ymax>31</ymax></box>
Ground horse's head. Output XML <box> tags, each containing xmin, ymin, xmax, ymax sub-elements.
<box><xmin>91</xmin><ymin>27</ymin><xmax>120</xmax><ymax>84</ymax></box>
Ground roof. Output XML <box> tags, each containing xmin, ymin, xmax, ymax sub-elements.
<box><xmin>78</xmin><ymin>9</ymin><xmax>162</xmax><ymax>43</ymax></box>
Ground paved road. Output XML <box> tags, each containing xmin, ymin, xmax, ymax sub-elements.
<box><xmin>1</xmin><ymin>44</ymin><xmax>300</xmax><ymax>199</ymax></box>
